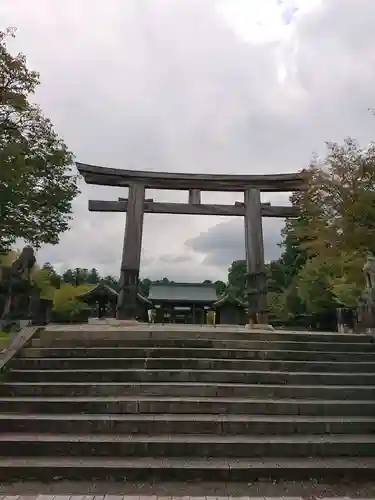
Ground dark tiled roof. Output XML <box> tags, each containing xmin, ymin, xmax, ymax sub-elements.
<box><xmin>77</xmin><ymin>281</ymin><xmax>152</xmax><ymax>305</ymax></box>
<box><xmin>148</xmin><ymin>283</ymin><xmax>218</xmax><ymax>303</ymax></box>
<box><xmin>213</xmin><ymin>293</ymin><xmax>247</xmax><ymax>308</ymax></box>
<box><xmin>77</xmin><ymin>282</ymin><xmax>118</xmax><ymax>299</ymax></box>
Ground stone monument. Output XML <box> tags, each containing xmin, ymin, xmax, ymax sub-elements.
<box><xmin>0</xmin><ymin>246</ymin><xmax>52</xmax><ymax>331</ymax></box>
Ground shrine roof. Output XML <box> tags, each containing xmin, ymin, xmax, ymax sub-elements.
<box><xmin>77</xmin><ymin>281</ymin><xmax>152</xmax><ymax>305</ymax></box>
<box><xmin>213</xmin><ymin>293</ymin><xmax>247</xmax><ymax>309</ymax></box>
<box><xmin>148</xmin><ymin>282</ymin><xmax>218</xmax><ymax>303</ymax></box>
<box><xmin>77</xmin><ymin>281</ymin><xmax>118</xmax><ymax>300</ymax></box>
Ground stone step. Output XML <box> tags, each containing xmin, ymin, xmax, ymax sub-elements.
<box><xmin>1</xmin><ymin>432</ymin><xmax>375</xmax><ymax>458</ymax></box>
<box><xmin>31</xmin><ymin>336</ymin><xmax>375</xmax><ymax>352</ymax></box>
<box><xmin>8</xmin><ymin>368</ymin><xmax>375</xmax><ymax>386</ymax></box>
<box><xmin>1</xmin><ymin>456</ymin><xmax>375</xmax><ymax>481</ymax></box>
<box><xmin>1</xmin><ymin>413</ymin><xmax>374</xmax><ymax>435</ymax></box>
<box><xmin>2</xmin><ymin>381</ymin><xmax>375</xmax><ymax>399</ymax></box>
<box><xmin>38</xmin><ymin>328</ymin><xmax>375</xmax><ymax>344</ymax></box>
<box><xmin>0</xmin><ymin>395</ymin><xmax>372</xmax><ymax>416</ymax></box>
<box><xmin>21</xmin><ymin>346</ymin><xmax>375</xmax><ymax>362</ymax></box>
<box><xmin>12</xmin><ymin>356</ymin><xmax>375</xmax><ymax>373</ymax></box>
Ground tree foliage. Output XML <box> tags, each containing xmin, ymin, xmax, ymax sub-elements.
<box><xmin>0</xmin><ymin>28</ymin><xmax>79</xmax><ymax>254</ymax></box>
<box><xmin>292</xmin><ymin>138</ymin><xmax>375</xmax><ymax>258</ymax></box>
<box><xmin>227</xmin><ymin>260</ymin><xmax>247</xmax><ymax>301</ymax></box>
<box><xmin>222</xmin><ymin>137</ymin><xmax>375</xmax><ymax>327</ymax></box>
<box><xmin>53</xmin><ymin>283</ymin><xmax>91</xmax><ymax>321</ymax></box>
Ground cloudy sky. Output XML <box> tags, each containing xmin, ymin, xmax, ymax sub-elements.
<box><xmin>2</xmin><ymin>0</ymin><xmax>375</xmax><ymax>281</ymax></box>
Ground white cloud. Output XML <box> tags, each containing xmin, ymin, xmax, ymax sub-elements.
<box><xmin>2</xmin><ymin>0</ymin><xmax>375</xmax><ymax>281</ymax></box>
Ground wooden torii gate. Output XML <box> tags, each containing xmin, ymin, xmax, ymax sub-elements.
<box><xmin>77</xmin><ymin>162</ymin><xmax>306</xmax><ymax>324</ymax></box>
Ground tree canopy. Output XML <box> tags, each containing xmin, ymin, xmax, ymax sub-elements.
<box><xmin>0</xmin><ymin>28</ymin><xmax>79</xmax><ymax>255</ymax></box>
<box><xmin>223</xmin><ymin>137</ymin><xmax>375</xmax><ymax>327</ymax></box>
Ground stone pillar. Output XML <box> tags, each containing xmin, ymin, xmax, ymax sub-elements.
<box><xmin>117</xmin><ymin>183</ymin><xmax>146</xmax><ymax>320</ymax></box>
<box><xmin>244</xmin><ymin>188</ymin><xmax>268</xmax><ymax>325</ymax></box>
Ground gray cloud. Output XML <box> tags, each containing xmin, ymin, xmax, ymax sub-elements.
<box><xmin>159</xmin><ymin>254</ymin><xmax>193</xmax><ymax>264</ymax></box>
<box><xmin>186</xmin><ymin>218</ymin><xmax>284</xmax><ymax>269</ymax></box>
<box><xmin>2</xmin><ymin>0</ymin><xmax>375</xmax><ymax>281</ymax></box>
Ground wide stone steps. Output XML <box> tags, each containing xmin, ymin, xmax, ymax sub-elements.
<box><xmin>0</xmin><ymin>395</ymin><xmax>373</xmax><ymax>416</ymax></box>
<box><xmin>8</xmin><ymin>368</ymin><xmax>375</xmax><ymax>386</ymax></box>
<box><xmin>35</xmin><ymin>328</ymin><xmax>375</xmax><ymax>344</ymax></box>
<box><xmin>31</xmin><ymin>336</ymin><xmax>375</xmax><ymax>351</ymax></box>
<box><xmin>22</xmin><ymin>346</ymin><xmax>375</xmax><ymax>361</ymax></box>
<box><xmin>1</xmin><ymin>327</ymin><xmax>375</xmax><ymax>480</ymax></box>
<box><xmin>12</xmin><ymin>356</ymin><xmax>375</xmax><ymax>372</ymax></box>
<box><xmin>1</xmin><ymin>432</ymin><xmax>375</xmax><ymax>458</ymax></box>
<box><xmin>1</xmin><ymin>413</ymin><xmax>375</xmax><ymax>435</ymax></box>
<box><xmin>1</xmin><ymin>456</ymin><xmax>374</xmax><ymax>482</ymax></box>
<box><xmin>2</xmin><ymin>381</ymin><xmax>375</xmax><ymax>399</ymax></box>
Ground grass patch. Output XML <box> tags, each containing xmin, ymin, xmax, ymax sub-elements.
<box><xmin>0</xmin><ymin>331</ymin><xmax>9</xmax><ymax>338</ymax></box>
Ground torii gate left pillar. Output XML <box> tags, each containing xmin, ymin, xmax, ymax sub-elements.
<box><xmin>117</xmin><ymin>183</ymin><xmax>145</xmax><ymax>320</ymax></box>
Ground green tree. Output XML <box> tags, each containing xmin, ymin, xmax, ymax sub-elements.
<box><xmin>327</xmin><ymin>251</ymin><xmax>364</xmax><ymax>308</ymax></box>
<box><xmin>227</xmin><ymin>260</ymin><xmax>247</xmax><ymax>301</ymax></box>
<box><xmin>76</xmin><ymin>268</ymin><xmax>89</xmax><ymax>285</ymax></box>
<box><xmin>0</xmin><ymin>28</ymin><xmax>79</xmax><ymax>255</ymax></box>
<box><xmin>214</xmin><ymin>280</ymin><xmax>227</xmax><ymax>297</ymax></box>
<box><xmin>31</xmin><ymin>266</ymin><xmax>56</xmax><ymax>299</ymax></box>
<box><xmin>62</xmin><ymin>269</ymin><xmax>75</xmax><ymax>284</ymax></box>
<box><xmin>329</xmin><ymin>274</ymin><xmax>363</xmax><ymax>308</ymax></box>
<box><xmin>266</xmin><ymin>260</ymin><xmax>287</xmax><ymax>293</ymax></box>
<box><xmin>267</xmin><ymin>218</ymin><xmax>310</xmax><ymax>319</ymax></box>
<box><xmin>53</xmin><ymin>283</ymin><xmax>91</xmax><ymax>321</ymax></box>
<box><xmin>279</xmin><ymin>220</ymin><xmax>308</xmax><ymax>285</ymax></box>
<box><xmin>41</xmin><ymin>262</ymin><xmax>61</xmax><ymax>288</ymax></box>
<box><xmin>139</xmin><ymin>278</ymin><xmax>151</xmax><ymax>296</ymax></box>
<box><xmin>292</xmin><ymin>138</ymin><xmax>375</xmax><ymax>258</ymax></box>
<box><xmin>285</xmin><ymin>138</ymin><xmax>375</xmax><ymax>315</ymax></box>
<box><xmin>295</xmin><ymin>257</ymin><xmax>336</xmax><ymax>314</ymax></box>
<box><xmin>294</xmin><ymin>250</ymin><xmax>365</xmax><ymax>314</ymax></box>
<box><xmin>87</xmin><ymin>268</ymin><xmax>101</xmax><ymax>285</ymax></box>
<box><xmin>267</xmin><ymin>291</ymin><xmax>289</xmax><ymax>321</ymax></box>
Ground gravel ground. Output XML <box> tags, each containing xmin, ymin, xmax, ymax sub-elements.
<box><xmin>1</xmin><ymin>480</ymin><xmax>375</xmax><ymax>498</ymax></box>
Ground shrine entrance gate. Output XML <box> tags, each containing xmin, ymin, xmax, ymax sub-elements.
<box><xmin>77</xmin><ymin>162</ymin><xmax>306</xmax><ymax>325</ymax></box>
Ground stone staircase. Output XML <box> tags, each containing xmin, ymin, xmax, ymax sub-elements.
<box><xmin>0</xmin><ymin>326</ymin><xmax>375</xmax><ymax>481</ymax></box>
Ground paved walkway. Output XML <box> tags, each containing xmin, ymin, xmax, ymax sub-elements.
<box><xmin>44</xmin><ymin>323</ymin><xmax>361</xmax><ymax>336</ymax></box>
<box><xmin>45</xmin><ymin>323</ymin><xmax>252</xmax><ymax>332</ymax></box>
<box><xmin>1</xmin><ymin>483</ymin><xmax>375</xmax><ymax>499</ymax></box>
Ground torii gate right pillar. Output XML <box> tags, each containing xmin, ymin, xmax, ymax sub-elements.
<box><xmin>244</xmin><ymin>188</ymin><xmax>268</xmax><ymax>326</ymax></box>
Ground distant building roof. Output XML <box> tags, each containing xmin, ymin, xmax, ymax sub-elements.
<box><xmin>213</xmin><ymin>292</ymin><xmax>247</xmax><ymax>309</ymax></box>
<box><xmin>148</xmin><ymin>282</ymin><xmax>218</xmax><ymax>303</ymax></box>
<box><xmin>77</xmin><ymin>281</ymin><xmax>152</xmax><ymax>305</ymax></box>
<box><xmin>77</xmin><ymin>281</ymin><xmax>118</xmax><ymax>300</ymax></box>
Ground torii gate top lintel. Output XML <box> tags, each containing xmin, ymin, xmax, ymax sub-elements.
<box><xmin>76</xmin><ymin>162</ymin><xmax>307</xmax><ymax>192</ymax></box>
